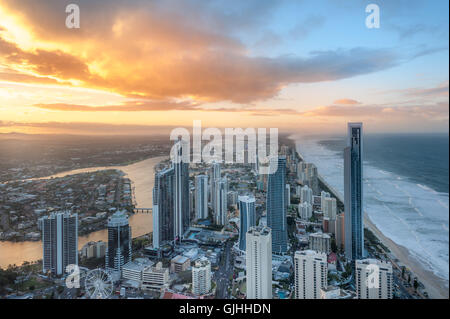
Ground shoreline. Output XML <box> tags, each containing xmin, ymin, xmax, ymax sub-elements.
<box><xmin>364</xmin><ymin>214</ymin><xmax>449</xmax><ymax>299</ymax></box>
<box><xmin>291</xmin><ymin>137</ymin><xmax>448</xmax><ymax>299</ymax></box>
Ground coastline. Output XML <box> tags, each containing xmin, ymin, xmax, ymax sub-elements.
<box><xmin>291</xmin><ymin>136</ymin><xmax>449</xmax><ymax>299</ymax></box>
<box><xmin>364</xmin><ymin>214</ymin><xmax>449</xmax><ymax>299</ymax></box>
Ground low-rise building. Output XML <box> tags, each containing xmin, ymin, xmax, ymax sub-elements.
<box><xmin>142</xmin><ymin>262</ymin><xmax>170</xmax><ymax>292</ymax></box>
<box><xmin>170</xmin><ymin>255</ymin><xmax>190</xmax><ymax>273</ymax></box>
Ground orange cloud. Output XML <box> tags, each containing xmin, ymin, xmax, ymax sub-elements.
<box><xmin>333</xmin><ymin>98</ymin><xmax>361</xmax><ymax>105</ymax></box>
<box><xmin>0</xmin><ymin>1</ymin><xmax>409</xmax><ymax>105</ymax></box>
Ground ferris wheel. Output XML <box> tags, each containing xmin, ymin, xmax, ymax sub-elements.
<box><xmin>84</xmin><ymin>268</ymin><xmax>114</xmax><ymax>299</ymax></box>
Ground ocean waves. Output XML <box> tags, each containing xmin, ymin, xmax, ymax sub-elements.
<box><xmin>295</xmin><ymin>135</ymin><xmax>449</xmax><ymax>282</ymax></box>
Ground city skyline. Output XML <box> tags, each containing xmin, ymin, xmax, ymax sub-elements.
<box><xmin>0</xmin><ymin>0</ymin><xmax>448</xmax><ymax>302</ymax></box>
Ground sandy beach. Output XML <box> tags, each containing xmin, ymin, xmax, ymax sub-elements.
<box><xmin>364</xmin><ymin>214</ymin><xmax>449</xmax><ymax>299</ymax></box>
<box><xmin>294</xmin><ymin>138</ymin><xmax>449</xmax><ymax>299</ymax></box>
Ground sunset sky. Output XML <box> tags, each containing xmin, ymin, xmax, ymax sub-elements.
<box><xmin>0</xmin><ymin>0</ymin><xmax>448</xmax><ymax>135</ymax></box>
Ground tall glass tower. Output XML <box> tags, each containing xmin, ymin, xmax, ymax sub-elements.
<box><xmin>105</xmin><ymin>210</ymin><xmax>131</xmax><ymax>272</ymax></box>
<box><xmin>238</xmin><ymin>195</ymin><xmax>256</xmax><ymax>251</ymax></box>
<box><xmin>153</xmin><ymin>166</ymin><xmax>175</xmax><ymax>248</ymax></box>
<box><xmin>40</xmin><ymin>211</ymin><xmax>78</xmax><ymax>275</ymax></box>
<box><xmin>173</xmin><ymin>140</ymin><xmax>190</xmax><ymax>240</ymax></box>
<box><xmin>344</xmin><ymin>122</ymin><xmax>364</xmax><ymax>261</ymax></box>
<box><xmin>195</xmin><ymin>174</ymin><xmax>209</xmax><ymax>220</ymax></box>
<box><xmin>267</xmin><ymin>156</ymin><xmax>287</xmax><ymax>254</ymax></box>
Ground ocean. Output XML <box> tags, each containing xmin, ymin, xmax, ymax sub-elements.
<box><xmin>294</xmin><ymin>133</ymin><xmax>449</xmax><ymax>282</ymax></box>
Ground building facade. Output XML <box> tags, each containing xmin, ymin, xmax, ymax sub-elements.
<box><xmin>294</xmin><ymin>250</ymin><xmax>328</xmax><ymax>299</ymax></box>
<box><xmin>238</xmin><ymin>195</ymin><xmax>256</xmax><ymax>251</ymax></box>
<box><xmin>308</xmin><ymin>232</ymin><xmax>331</xmax><ymax>254</ymax></box>
<box><xmin>246</xmin><ymin>226</ymin><xmax>272</xmax><ymax>299</ymax></box>
<box><xmin>355</xmin><ymin>259</ymin><xmax>393</xmax><ymax>299</ymax></box>
<box><xmin>195</xmin><ymin>174</ymin><xmax>209</xmax><ymax>220</ymax></box>
<box><xmin>214</xmin><ymin>177</ymin><xmax>228</xmax><ymax>226</ymax></box>
<box><xmin>298</xmin><ymin>202</ymin><xmax>313</xmax><ymax>220</ymax></box>
<box><xmin>153</xmin><ymin>167</ymin><xmax>175</xmax><ymax>248</ymax></box>
<box><xmin>300</xmin><ymin>185</ymin><xmax>313</xmax><ymax>205</ymax></box>
<box><xmin>40</xmin><ymin>211</ymin><xmax>78</xmax><ymax>275</ymax></box>
<box><xmin>267</xmin><ymin>156</ymin><xmax>287</xmax><ymax>254</ymax></box>
<box><xmin>192</xmin><ymin>258</ymin><xmax>212</xmax><ymax>295</ymax></box>
<box><xmin>344</xmin><ymin>122</ymin><xmax>364</xmax><ymax>261</ymax></box>
<box><xmin>105</xmin><ymin>211</ymin><xmax>132</xmax><ymax>272</ymax></box>
<box><xmin>173</xmin><ymin>140</ymin><xmax>190</xmax><ymax>240</ymax></box>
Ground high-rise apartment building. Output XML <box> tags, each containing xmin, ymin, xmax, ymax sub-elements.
<box><xmin>294</xmin><ymin>250</ymin><xmax>328</xmax><ymax>299</ymax></box>
<box><xmin>153</xmin><ymin>167</ymin><xmax>175</xmax><ymax>248</ymax></box>
<box><xmin>238</xmin><ymin>195</ymin><xmax>256</xmax><ymax>251</ymax></box>
<box><xmin>298</xmin><ymin>202</ymin><xmax>313</xmax><ymax>220</ymax></box>
<box><xmin>214</xmin><ymin>177</ymin><xmax>228</xmax><ymax>225</ymax></box>
<box><xmin>267</xmin><ymin>156</ymin><xmax>287</xmax><ymax>254</ymax></box>
<box><xmin>40</xmin><ymin>211</ymin><xmax>78</xmax><ymax>275</ymax></box>
<box><xmin>173</xmin><ymin>140</ymin><xmax>190</xmax><ymax>240</ymax></box>
<box><xmin>323</xmin><ymin>197</ymin><xmax>337</xmax><ymax>220</ymax></box>
<box><xmin>246</xmin><ymin>226</ymin><xmax>272</xmax><ymax>299</ymax></box>
<box><xmin>192</xmin><ymin>258</ymin><xmax>212</xmax><ymax>295</ymax></box>
<box><xmin>105</xmin><ymin>210</ymin><xmax>131</xmax><ymax>272</ymax></box>
<box><xmin>195</xmin><ymin>174</ymin><xmax>209</xmax><ymax>220</ymax></box>
<box><xmin>355</xmin><ymin>259</ymin><xmax>393</xmax><ymax>299</ymax></box>
<box><xmin>344</xmin><ymin>122</ymin><xmax>364</xmax><ymax>261</ymax></box>
<box><xmin>300</xmin><ymin>185</ymin><xmax>313</xmax><ymax>205</ymax></box>
<box><xmin>308</xmin><ymin>232</ymin><xmax>331</xmax><ymax>254</ymax></box>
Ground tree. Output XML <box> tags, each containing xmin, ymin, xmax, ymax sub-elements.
<box><xmin>413</xmin><ymin>278</ymin><xmax>419</xmax><ymax>291</ymax></box>
<box><xmin>331</xmin><ymin>238</ymin><xmax>337</xmax><ymax>253</ymax></box>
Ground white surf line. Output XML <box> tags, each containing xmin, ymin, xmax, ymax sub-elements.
<box><xmin>387</xmin><ymin>180</ymin><xmax>424</xmax><ymax>218</ymax></box>
<box><xmin>373</xmin><ymin>194</ymin><xmax>434</xmax><ymax>263</ymax></box>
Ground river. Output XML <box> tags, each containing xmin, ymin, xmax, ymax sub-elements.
<box><xmin>0</xmin><ymin>156</ymin><xmax>167</xmax><ymax>269</ymax></box>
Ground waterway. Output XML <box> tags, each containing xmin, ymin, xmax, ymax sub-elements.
<box><xmin>0</xmin><ymin>156</ymin><xmax>167</xmax><ymax>268</ymax></box>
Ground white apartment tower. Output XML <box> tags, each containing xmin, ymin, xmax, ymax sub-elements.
<box><xmin>300</xmin><ymin>185</ymin><xmax>313</xmax><ymax>205</ymax></box>
<box><xmin>294</xmin><ymin>250</ymin><xmax>328</xmax><ymax>299</ymax></box>
<box><xmin>320</xmin><ymin>191</ymin><xmax>331</xmax><ymax>211</ymax></box>
<box><xmin>308</xmin><ymin>232</ymin><xmax>331</xmax><ymax>254</ymax></box>
<box><xmin>246</xmin><ymin>226</ymin><xmax>272</xmax><ymax>299</ymax></box>
<box><xmin>192</xmin><ymin>258</ymin><xmax>212</xmax><ymax>295</ymax></box>
<box><xmin>298</xmin><ymin>202</ymin><xmax>313</xmax><ymax>220</ymax></box>
<box><xmin>355</xmin><ymin>259</ymin><xmax>393</xmax><ymax>299</ymax></box>
<box><xmin>323</xmin><ymin>197</ymin><xmax>337</xmax><ymax>220</ymax></box>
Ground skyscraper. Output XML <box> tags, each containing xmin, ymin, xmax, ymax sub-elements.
<box><xmin>298</xmin><ymin>202</ymin><xmax>313</xmax><ymax>220</ymax></box>
<box><xmin>106</xmin><ymin>210</ymin><xmax>131</xmax><ymax>272</ymax></box>
<box><xmin>246</xmin><ymin>226</ymin><xmax>272</xmax><ymax>299</ymax></box>
<box><xmin>323</xmin><ymin>197</ymin><xmax>337</xmax><ymax>220</ymax></box>
<box><xmin>153</xmin><ymin>167</ymin><xmax>175</xmax><ymax>248</ymax></box>
<box><xmin>320</xmin><ymin>191</ymin><xmax>330</xmax><ymax>211</ymax></box>
<box><xmin>285</xmin><ymin>184</ymin><xmax>291</xmax><ymax>206</ymax></box>
<box><xmin>300</xmin><ymin>185</ymin><xmax>313</xmax><ymax>205</ymax></box>
<box><xmin>294</xmin><ymin>250</ymin><xmax>328</xmax><ymax>299</ymax></box>
<box><xmin>210</xmin><ymin>161</ymin><xmax>221</xmax><ymax>209</ymax></box>
<box><xmin>173</xmin><ymin>140</ymin><xmax>190</xmax><ymax>240</ymax></box>
<box><xmin>40</xmin><ymin>211</ymin><xmax>78</xmax><ymax>275</ymax></box>
<box><xmin>195</xmin><ymin>175</ymin><xmax>209</xmax><ymax>220</ymax></box>
<box><xmin>344</xmin><ymin>122</ymin><xmax>364</xmax><ymax>261</ymax></box>
<box><xmin>267</xmin><ymin>156</ymin><xmax>287</xmax><ymax>254</ymax></box>
<box><xmin>238</xmin><ymin>195</ymin><xmax>256</xmax><ymax>251</ymax></box>
<box><xmin>214</xmin><ymin>177</ymin><xmax>228</xmax><ymax>225</ymax></box>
